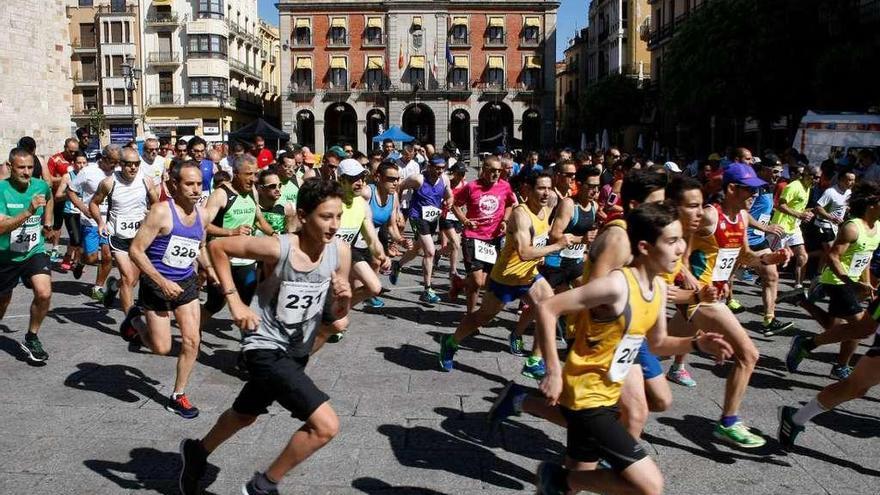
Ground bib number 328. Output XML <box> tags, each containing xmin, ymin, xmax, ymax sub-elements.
<box><xmin>607</xmin><ymin>334</ymin><xmax>644</xmax><ymax>383</ymax></box>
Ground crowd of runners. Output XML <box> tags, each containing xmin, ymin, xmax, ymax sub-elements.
<box><xmin>1</xmin><ymin>129</ymin><xmax>879</xmax><ymax>495</ymax></box>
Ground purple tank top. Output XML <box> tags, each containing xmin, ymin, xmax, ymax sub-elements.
<box><xmin>146</xmin><ymin>199</ymin><xmax>204</xmax><ymax>281</ymax></box>
<box><xmin>409</xmin><ymin>175</ymin><xmax>446</xmax><ymax>221</ymax></box>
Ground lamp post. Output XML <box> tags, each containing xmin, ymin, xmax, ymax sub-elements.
<box><xmin>215</xmin><ymin>88</ymin><xmax>227</xmax><ymax>145</ymax></box>
<box><xmin>121</xmin><ymin>54</ymin><xmax>141</xmax><ymax>142</ymax></box>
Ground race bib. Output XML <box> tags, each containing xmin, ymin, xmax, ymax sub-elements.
<box><xmin>473</xmin><ymin>239</ymin><xmax>497</xmax><ymax>264</ymax></box>
<box><xmin>608</xmin><ymin>334</ymin><xmax>644</xmax><ymax>383</ymax></box>
<box><xmin>753</xmin><ymin>213</ymin><xmax>771</xmax><ymax>238</ymax></box>
<box><xmin>113</xmin><ymin>214</ymin><xmax>143</xmax><ymax>239</ymax></box>
<box><xmin>161</xmin><ymin>235</ymin><xmax>200</xmax><ymax>269</ymax></box>
<box><xmin>848</xmin><ymin>251</ymin><xmax>872</xmax><ymax>278</ymax></box>
<box><xmin>533</xmin><ymin>233</ymin><xmax>549</xmax><ymax>248</ymax></box>
<box><xmin>277</xmin><ymin>279</ymin><xmax>331</xmax><ymax>327</ymax></box>
<box><xmin>560</xmin><ymin>243</ymin><xmax>585</xmax><ymax>259</ymax></box>
<box><xmin>711</xmin><ymin>247</ymin><xmax>740</xmax><ymax>282</ymax></box>
<box><xmin>422</xmin><ymin>206</ymin><xmax>441</xmax><ymax>222</ymax></box>
<box><xmin>335</xmin><ymin>227</ymin><xmax>359</xmax><ymax>245</ymax></box>
<box><xmin>353</xmin><ymin>233</ymin><xmax>368</xmax><ymax>249</ymax></box>
<box><xmin>198</xmin><ymin>191</ymin><xmax>211</xmax><ymax>206</ymax></box>
<box><xmin>9</xmin><ymin>216</ymin><xmax>40</xmax><ymax>253</ymax></box>
<box><xmin>444</xmin><ymin>210</ymin><xmax>457</xmax><ymax>222</ymax></box>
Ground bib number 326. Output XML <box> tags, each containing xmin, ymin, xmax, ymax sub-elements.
<box><xmin>607</xmin><ymin>334</ymin><xmax>644</xmax><ymax>383</ymax></box>
<box><xmin>162</xmin><ymin>235</ymin><xmax>200</xmax><ymax>269</ymax></box>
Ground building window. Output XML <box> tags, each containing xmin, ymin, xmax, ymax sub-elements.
<box><xmin>188</xmin><ymin>34</ymin><xmax>227</xmax><ymax>58</ymax></box>
<box><xmin>198</xmin><ymin>0</ymin><xmax>223</xmax><ymax>19</ymax></box>
<box><xmin>450</xmin><ymin>24</ymin><xmax>468</xmax><ymax>45</ymax></box>
<box><xmin>486</xmin><ymin>16</ymin><xmax>504</xmax><ymax>45</ymax></box>
<box><xmin>78</xmin><ymin>0</ymin><xmax>93</xmax><ymax>6</ymax></box>
<box><xmin>110</xmin><ymin>22</ymin><xmax>122</xmax><ymax>43</ymax></box>
<box><xmin>330</xmin><ymin>67</ymin><xmax>348</xmax><ymax>89</ymax></box>
<box><xmin>329</xmin><ymin>17</ymin><xmax>347</xmax><ymax>46</ymax></box>
<box><xmin>486</xmin><ymin>56</ymin><xmax>504</xmax><ymax>88</ymax></box>
<box><xmin>82</xmin><ymin>89</ymin><xmax>98</xmax><ymax>110</ymax></box>
<box><xmin>189</xmin><ymin>77</ymin><xmax>227</xmax><ymax>100</ymax></box>
<box><xmin>110</xmin><ymin>55</ymin><xmax>124</xmax><ymax>76</ymax></box>
<box><xmin>450</xmin><ymin>67</ymin><xmax>468</xmax><ymax>89</ymax></box>
<box><xmin>522</xmin><ymin>69</ymin><xmax>540</xmax><ymax>90</ymax></box>
<box><xmin>366</xmin><ymin>56</ymin><xmax>385</xmax><ymax>89</ymax></box>
<box><xmin>293</xmin><ymin>19</ymin><xmax>311</xmax><ymax>45</ymax></box>
<box><xmin>112</xmin><ymin>88</ymin><xmax>126</xmax><ymax>105</ymax></box>
<box><xmin>523</xmin><ymin>17</ymin><xmax>540</xmax><ymax>44</ymax></box>
<box><xmin>79</xmin><ymin>23</ymin><xmax>96</xmax><ymax>47</ymax></box>
<box><xmin>292</xmin><ymin>61</ymin><xmax>312</xmax><ymax>90</ymax></box>
<box><xmin>365</xmin><ymin>26</ymin><xmax>383</xmax><ymax>45</ymax></box>
<box><xmin>110</xmin><ymin>0</ymin><xmax>126</xmax><ymax>12</ymax></box>
<box><xmin>409</xmin><ymin>68</ymin><xmax>424</xmax><ymax>87</ymax></box>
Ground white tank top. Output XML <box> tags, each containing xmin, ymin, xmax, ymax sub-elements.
<box><xmin>108</xmin><ymin>172</ymin><xmax>149</xmax><ymax>239</ymax></box>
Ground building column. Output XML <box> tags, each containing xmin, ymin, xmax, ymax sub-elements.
<box><xmin>279</xmin><ymin>13</ymin><xmax>295</xmax><ymax>139</ymax></box>
<box><xmin>315</xmin><ymin>120</ymin><xmax>325</xmax><ymax>152</ymax></box>
<box><xmin>357</xmin><ymin>118</ymin><xmax>367</xmax><ymax>152</ymax></box>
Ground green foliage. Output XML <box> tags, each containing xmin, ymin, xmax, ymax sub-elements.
<box><xmin>88</xmin><ymin>109</ymin><xmax>106</xmax><ymax>135</ymax></box>
<box><xmin>579</xmin><ymin>74</ymin><xmax>644</xmax><ymax>134</ymax></box>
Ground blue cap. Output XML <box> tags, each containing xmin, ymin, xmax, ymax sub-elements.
<box><xmin>494</xmin><ymin>145</ymin><xmax>506</xmax><ymax>155</ymax></box>
<box><xmin>430</xmin><ymin>156</ymin><xmax>446</xmax><ymax>166</ymax></box>
<box><xmin>723</xmin><ymin>163</ymin><xmax>766</xmax><ymax>188</ymax></box>
<box><xmin>387</xmin><ymin>151</ymin><xmax>401</xmax><ymax>161</ymax></box>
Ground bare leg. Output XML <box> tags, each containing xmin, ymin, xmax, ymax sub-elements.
<box><xmin>417</xmin><ymin>233</ymin><xmax>436</xmax><ymax>289</ymax></box>
<box><xmin>141</xmin><ymin>310</ymin><xmax>174</xmax><ymax>356</ymax></box>
<box><xmin>264</xmin><ymin>402</ymin><xmax>339</xmax><ymax>482</ymax></box>
<box><xmin>27</xmin><ymin>274</ymin><xmax>52</xmax><ymax>335</ymax></box>
<box><xmin>114</xmin><ymin>253</ymin><xmax>139</xmax><ymax>313</ymax></box>
<box><xmin>452</xmin><ymin>290</ymin><xmax>505</xmax><ymax>344</ymax></box>
<box><xmin>349</xmin><ymin>261</ymin><xmax>382</xmax><ymax>307</ymax></box>
<box><xmin>96</xmin><ymin>243</ymin><xmax>113</xmax><ymax>288</ymax></box>
<box><xmin>464</xmin><ymin>270</ymin><xmax>487</xmax><ymax>315</ymax></box>
<box><xmin>173</xmin><ymin>299</ymin><xmax>202</xmax><ymax>394</ymax></box>
<box><xmin>817</xmin><ymin>354</ymin><xmax>880</xmax><ymax>410</ymax></box>
<box><xmin>618</xmin><ymin>365</ymin><xmax>649</xmax><ymax>439</ymax></box>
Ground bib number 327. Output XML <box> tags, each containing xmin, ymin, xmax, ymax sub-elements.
<box><xmin>607</xmin><ymin>334</ymin><xmax>644</xmax><ymax>383</ymax></box>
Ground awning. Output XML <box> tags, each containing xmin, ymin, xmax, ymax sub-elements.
<box><xmin>367</xmin><ymin>56</ymin><xmax>384</xmax><ymax>69</ymax></box>
<box><xmin>524</xmin><ymin>16</ymin><xmax>540</xmax><ymax>28</ymax></box>
<box><xmin>153</xmin><ymin>0</ymin><xmax>172</xmax><ymax>6</ymax></box>
<box><xmin>488</xmin><ymin>16</ymin><xmax>504</xmax><ymax>28</ymax></box>
<box><xmin>453</xmin><ymin>55</ymin><xmax>469</xmax><ymax>69</ymax></box>
<box><xmin>525</xmin><ymin>56</ymin><xmax>542</xmax><ymax>69</ymax></box>
<box><xmin>295</xmin><ymin>57</ymin><xmax>312</xmax><ymax>70</ymax></box>
<box><xmin>367</xmin><ymin>17</ymin><xmax>383</xmax><ymax>29</ymax></box>
<box><xmin>330</xmin><ymin>56</ymin><xmax>347</xmax><ymax>69</ymax></box>
<box><xmin>412</xmin><ymin>16</ymin><xmax>422</xmax><ymax>29</ymax></box>
<box><xmin>488</xmin><ymin>56</ymin><xmax>504</xmax><ymax>69</ymax></box>
<box><xmin>451</xmin><ymin>16</ymin><xmax>468</xmax><ymax>27</ymax></box>
<box><xmin>295</xmin><ymin>18</ymin><xmax>310</xmax><ymax>29</ymax></box>
<box><xmin>331</xmin><ymin>17</ymin><xmax>346</xmax><ymax>28</ymax></box>
<box><xmin>409</xmin><ymin>55</ymin><xmax>425</xmax><ymax>69</ymax></box>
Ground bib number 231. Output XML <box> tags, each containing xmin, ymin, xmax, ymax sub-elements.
<box><xmin>277</xmin><ymin>279</ymin><xmax>330</xmax><ymax>326</ymax></box>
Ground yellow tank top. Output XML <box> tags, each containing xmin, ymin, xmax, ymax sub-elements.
<box><xmin>490</xmin><ymin>204</ymin><xmax>551</xmax><ymax>286</ymax></box>
<box><xmin>336</xmin><ymin>196</ymin><xmax>366</xmax><ymax>245</ymax></box>
<box><xmin>560</xmin><ymin>267</ymin><xmax>663</xmax><ymax>410</ymax></box>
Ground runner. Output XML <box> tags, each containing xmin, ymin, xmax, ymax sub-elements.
<box><xmin>438</xmin><ymin>172</ymin><xmax>572</xmax><ymax>374</ymax></box>
<box><xmin>177</xmin><ymin>178</ymin><xmax>352</xmax><ymax>495</ymax></box>
<box><xmin>533</xmin><ymin>202</ymin><xmax>732</xmax><ymax>495</ymax></box>
<box><xmin>0</xmin><ymin>147</ymin><xmax>53</xmax><ymax>362</ymax></box>
<box><xmin>44</xmin><ymin>138</ymin><xmax>79</xmax><ymax>263</ymax></box>
<box><xmin>189</xmin><ymin>137</ymin><xmax>214</xmax><ymax>205</ymax></box>
<box><xmin>123</xmin><ymin>160</ymin><xmax>214</xmax><ymax>418</ymax></box>
<box><xmin>55</xmin><ymin>151</ymin><xmax>88</xmax><ymax>275</ymax></box>
<box><xmin>440</xmin><ymin>163</ymin><xmax>467</xmax><ymax>301</ymax></box>
<box><xmin>784</xmin><ymin>180</ymin><xmax>880</xmax><ymax>379</ymax></box>
<box><xmin>391</xmin><ymin>156</ymin><xmax>453</xmax><ymax>303</ymax></box>
<box><xmin>451</xmin><ymin>156</ymin><xmax>517</xmax><ymax>314</ymax></box>
<box><xmin>256</xmin><ymin>168</ymin><xmax>296</xmax><ymax>235</ymax></box>
<box><xmin>768</xmin><ymin>162</ymin><xmax>815</xmax><ymax>291</ymax></box>
<box><xmin>89</xmin><ymin>147</ymin><xmax>159</xmax><ymax>313</ymax></box>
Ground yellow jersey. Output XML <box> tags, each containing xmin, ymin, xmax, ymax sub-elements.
<box><xmin>560</xmin><ymin>267</ymin><xmax>663</xmax><ymax>410</ymax></box>
<box><xmin>490</xmin><ymin>204</ymin><xmax>551</xmax><ymax>286</ymax></box>
<box><xmin>336</xmin><ymin>196</ymin><xmax>367</xmax><ymax>246</ymax></box>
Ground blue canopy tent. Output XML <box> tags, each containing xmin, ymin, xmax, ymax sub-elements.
<box><xmin>372</xmin><ymin>126</ymin><xmax>414</xmax><ymax>143</ymax></box>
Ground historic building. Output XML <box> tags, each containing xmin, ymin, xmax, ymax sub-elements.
<box><xmin>279</xmin><ymin>0</ymin><xmax>559</xmax><ymax>156</ymax></box>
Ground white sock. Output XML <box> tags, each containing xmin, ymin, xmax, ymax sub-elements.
<box><xmin>792</xmin><ymin>397</ymin><xmax>828</xmax><ymax>426</ymax></box>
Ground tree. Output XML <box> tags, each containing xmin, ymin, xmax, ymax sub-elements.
<box><xmin>579</xmin><ymin>74</ymin><xmax>644</xmax><ymax>136</ymax></box>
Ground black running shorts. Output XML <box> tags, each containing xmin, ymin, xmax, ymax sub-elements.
<box><xmin>0</xmin><ymin>253</ymin><xmax>51</xmax><ymax>295</ymax></box>
<box><xmin>138</xmin><ymin>273</ymin><xmax>200</xmax><ymax>312</ymax></box>
<box><xmin>233</xmin><ymin>349</ymin><xmax>329</xmax><ymax>420</ymax></box>
<box><xmin>559</xmin><ymin>405</ymin><xmax>648</xmax><ymax>472</ymax></box>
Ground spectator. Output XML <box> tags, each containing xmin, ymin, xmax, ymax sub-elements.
<box><xmin>251</xmin><ymin>134</ymin><xmax>274</xmax><ymax>169</ymax></box>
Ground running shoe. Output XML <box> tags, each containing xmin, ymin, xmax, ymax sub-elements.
<box><xmin>178</xmin><ymin>439</ymin><xmax>208</xmax><ymax>495</ymax></box>
<box><xmin>420</xmin><ymin>288</ymin><xmax>441</xmax><ymax>304</ymax></box>
<box><xmin>737</xmin><ymin>268</ymin><xmax>756</xmax><ymax>283</ymax></box>
<box><xmin>762</xmin><ymin>318</ymin><xmax>793</xmax><ymax>337</ymax></box>
<box><xmin>829</xmin><ymin>364</ymin><xmax>853</xmax><ymax>380</ymax></box>
<box><xmin>521</xmin><ymin>357</ymin><xmax>546</xmax><ymax>380</ymax></box>
<box><xmin>327</xmin><ymin>331</ymin><xmax>346</xmax><ymax>343</ymax></box>
<box><xmin>778</xmin><ymin>288</ymin><xmax>807</xmax><ymax>306</ymax></box>
<box><xmin>389</xmin><ymin>260</ymin><xmax>401</xmax><ymax>285</ymax></box>
<box><xmin>487</xmin><ymin>381</ymin><xmax>526</xmax><ymax>425</ymax></box>
<box><xmin>19</xmin><ymin>333</ymin><xmax>48</xmax><ymax>362</ymax></box>
<box><xmin>242</xmin><ymin>472</ymin><xmax>280</xmax><ymax>495</ymax></box>
<box><xmin>666</xmin><ymin>366</ymin><xmax>696</xmax><ymax>387</ymax></box>
<box><xmin>166</xmin><ymin>393</ymin><xmax>200</xmax><ymax>419</ymax></box>
<box><xmin>535</xmin><ymin>461</ymin><xmax>567</xmax><ymax>495</ymax></box>
<box><xmin>49</xmin><ymin>248</ymin><xmax>62</xmax><ymax>263</ymax></box>
<box><xmin>438</xmin><ymin>334</ymin><xmax>457</xmax><ymax>372</ymax></box>
<box><xmin>777</xmin><ymin>405</ymin><xmax>805</xmax><ymax>450</ymax></box>
<box><xmin>508</xmin><ymin>332</ymin><xmax>526</xmax><ymax>356</ymax></box>
<box><xmin>363</xmin><ymin>297</ymin><xmax>385</xmax><ymax>309</ymax></box>
<box><xmin>58</xmin><ymin>261</ymin><xmax>71</xmax><ymax>273</ymax></box>
<box><xmin>726</xmin><ymin>298</ymin><xmax>745</xmax><ymax>313</ymax></box>
<box><xmin>103</xmin><ymin>276</ymin><xmax>120</xmax><ymax>309</ymax></box>
<box><xmin>119</xmin><ymin>306</ymin><xmax>143</xmax><ymax>343</ymax></box>
<box><xmin>793</xmin><ymin>283</ymin><xmax>804</xmax><ymax>291</ymax></box>
<box><xmin>448</xmin><ymin>273</ymin><xmax>464</xmax><ymax>302</ymax></box>
<box><xmin>89</xmin><ymin>286</ymin><xmax>106</xmax><ymax>302</ymax></box>
<box><xmin>713</xmin><ymin>421</ymin><xmax>766</xmax><ymax>448</ymax></box>
<box><xmin>785</xmin><ymin>334</ymin><xmax>811</xmax><ymax>373</ymax></box>
<box><xmin>72</xmin><ymin>262</ymin><xmax>85</xmax><ymax>280</ymax></box>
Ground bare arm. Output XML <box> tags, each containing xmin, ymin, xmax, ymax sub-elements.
<box><xmin>251</xmin><ymin>186</ymin><xmax>275</xmax><ymax>236</ymax></box>
<box><xmin>587</xmin><ymin>226</ymin><xmax>631</xmax><ymax>280</ymax></box>
<box><xmin>89</xmin><ymin>177</ymin><xmax>113</xmax><ymax>234</ymax></box>
<box><xmin>129</xmin><ymin>202</ymin><xmax>172</xmax><ymax>286</ymax></box>
<box><xmin>509</xmin><ymin>207</ymin><xmax>567</xmax><ymax>261</ymax></box>
<box><xmin>0</xmin><ymin>196</ymin><xmax>44</xmax><ymax>235</ymax></box>
<box><xmin>145</xmin><ymin>177</ymin><xmax>160</xmax><ymax>205</ymax></box>
<box><xmin>549</xmin><ymin>198</ymin><xmax>584</xmax><ymax>245</ymax></box>
<box><xmin>204</xmin><ymin>188</ymin><xmax>234</xmax><ymax>237</ymax></box>
<box><xmin>647</xmin><ymin>281</ymin><xmax>733</xmax><ymax>361</ymax></box>
<box><xmin>66</xmin><ymin>185</ymin><xmax>91</xmax><ymax>219</ymax></box>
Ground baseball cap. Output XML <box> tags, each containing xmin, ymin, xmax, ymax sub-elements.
<box><xmin>494</xmin><ymin>145</ymin><xmax>506</xmax><ymax>155</ymax></box>
<box><xmin>723</xmin><ymin>163</ymin><xmax>766</xmax><ymax>188</ymax></box>
<box><xmin>326</xmin><ymin>145</ymin><xmax>347</xmax><ymax>159</ymax></box>
<box><xmin>430</xmin><ymin>156</ymin><xmax>446</xmax><ymax>167</ymax></box>
<box><xmin>663</xmin><ymin>161</ymin><xmax>682</xmax><ymax>173</ymax></box>
<box><xmin>387</xmin><ymin>150</ymin><xmax>402</xmax><ymax>161</ymax></box>
<box><xmin>339</xmin><ymin>158</ymin><xmax>366</xmax><ymax>177</ymax></box>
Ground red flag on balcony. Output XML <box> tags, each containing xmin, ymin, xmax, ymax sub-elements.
<box><xmin>398</xmin><ymin>40</ymin><xmax>404</xmax><ymax>69</ymax></box>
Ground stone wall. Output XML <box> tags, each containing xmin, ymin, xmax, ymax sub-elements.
<box><xmin>0</xmin><ymin>0</ymin><xmax>72</xmax><ymax>162</ymax></box>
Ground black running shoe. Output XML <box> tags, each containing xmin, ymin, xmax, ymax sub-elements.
<box><xmin>119</xmin><ymin>306</ymin><xmax>143</xmax><ymax>343</ymax></box>
<box><xmin>166</xmin><ymin>393</ymin><xmax>200</xmax><ymax>419</ymax></box>
<box><xmin>103</xmin><ymin>276</ymin><xmax>119</xmax><ymax>309</ymax></box>
<box><xmin>777</xmin><ymin>405</ymin><xmax>805</xmax><ymax>450</ymax></box>
<box><xmin>19</xmin><ymin>333</ymin><xmax>48</xmax><ymax>362</ymax></box>
<box><xmin>178</xmin><ymin>439</ymin><xmax>208</xmax><ymax>495</ymax></box>
<box><xmin>72</xmin><ymin>262</ymin><xmax>85</xmax><ymax>280</ymax></box>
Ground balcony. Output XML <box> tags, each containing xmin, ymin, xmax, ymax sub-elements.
<box><xmin>287</xmin><ymin>84</ymin><xmax>315</xmax><ymax>101</ymax></box>
<box><xmin>446</xmin><ymin>81</ymin><xmax>473</xmax><ymax>98</ymax></box>
<box><xmin>327</xmin><ymin>35</ymin><xmax>350</xmax><ymax>48</ymax></box>
<box><xmin>229</xmin><ymin>59</ymin><xmax>261</xmax><ymax>79</ymax></box>
<box><xmin>260</xmin><ymin>82</ymin><xmax>279</xmax><ymax>94</ymax></box>
<box><xmin>516</xmin><ymin>82</ymin><xmax>544</xmax><ymax>96</ymax></box>
<box><xmin>147</xmin><ymin>94</ymin><xmax>183</xmax><ymax>107</ymax></box>
<box><xmin>226</xmin><ymin>20</ymin><xmax>243</xmax><ymax>37</ymax></box>
<box><xmin>448</xmin><ymin>36</ymin><xmax>471</xmax><ymax>48</ymax></box>
<box><xmin>94</xmin><ymin>4</ymin><xmax>137</xmax><ymax>16</ymax></box>
<box><xmin>72</xmin><ymin>72</ymin><xmax>99</xmax><ymax>87</ymax></box>
<box><xmin>147</xmin><ymin>51</ymin><xmax>181</xmax><ymax>66</ymax></box>
<box><xmin>362</xmin><ymin>34</ymin><xmax>387</xmax><ymax>48</ymax></box>
<box><xmin>519</xmin><ymin>37</ymin><xmax>541</xmax><ymax>48</ymax></box>
<box><xmin>145</xmin><ymin>11</ymin><xmax>179</xmax><ymax>29</ymax></box>
<box><xmin>71</xmin><ymin>39</ymin><xmax>98</xmax><ymax>54</ymax></box>
<box><xmin>103</xmin><ymin>105</ymin><xmax>133</xmax><ymax>117</ymax></box>
<box><xmin>484</xmin><ymin>35</ymin><xmax>507</xmax><ymax>48</ymax></box>
<box><xmin>290</xmin><ymin>36</ymin><xmax>313</xmax><ymax>49</ymax></box>
<box><xmin>72</xmin><ymin>105</ymin><xmax>100</xmax><ymax>117</ymax></box>
<box><xmin>639</xmin><ymin>17</ymin><xmax>652</xmax><ymax>42</ymax></box>
<box><xmin>477</xmin><ymin>81</ymin><xmax>508</xmax><ymax>99</ymax></box>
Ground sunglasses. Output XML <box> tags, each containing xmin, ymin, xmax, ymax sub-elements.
<box><xmin>486</xmin><ymin>168</ymin><xmax>503</xmax><ymax>174</ymax></box>
<box><xmin>122</xmin><ymin>160</ymin><xmax>140</xmax><ymax>166</ymax></box>
<box><xmin>144</xmin><ymin>147</ymin><xmax>159</xmax><ymax>153</ymax></box>
<box><xmin>558</xmin><ymin>172</ymin><xmax>576</xmax><ymax>178</ymax></box>
<box><xmin>383</xmin><ymin>176</ymin><xmax>400</xmax><ymax>182</ymax></box>
<box><xmin>260</xmin><ymin>183</ymin><xmax>281</xmax><ymax>190</ymax></box>
<box><xmin>191</xmin><ymin>148</ymin><xmax>206</xmax><ymax>153</ymax></box>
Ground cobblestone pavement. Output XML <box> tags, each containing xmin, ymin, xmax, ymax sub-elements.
<box><xmin>1</xmin><ymin>261</ymin><xmax>878</xmax><ymax>494</ymax></box>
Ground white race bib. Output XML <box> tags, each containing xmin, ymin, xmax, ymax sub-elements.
<box><xmin>560</xmin><ymin>243</ymin><xmax>585</xmax><ymax>259</ymax></box>
<box><xmin>276</xmin><ymin>279</ymin><xmax>331</xmax><ymax>327</ymax></box>
<box><xmin>608</xmin><ymin>334</ymin><xmax>644</xmax><ymax>383</ymax></box>
<box><xmin>353</xmin><ymin>233</ymin><xmax>368</xmax><ymax>249</ymax></box>
<box><xmin>711</xmin><ymin>247</ymin><xmax>740</xmax><ymax>282</ymax></box>
<box><xmin>9</xmin><ymin>216</ymin><xmax>40</xmax><ymax>253</ymax></box>
<box><xmin>848</xmin><ymin>251</ymin><xmax>872</xmax><ymax>278</ymax></box>
<box><xmin>532</xmin><ymin>233</ymin><xmax>549</xmax><ymax>248</ymax></box>
<box><xmin>161</xmin><ymin>235</ymin><xmax>200</xmax><ymax>269</ymax></box>
<box><xmin>421</xmin><ymin>206</ymin><xmax>441</xmax><ymax>222</ymax></box>
<box><xmin>113</xmin><ymin>214</ymin><xmax>144</xmax><ymax>239</ymax></box>
<box><xmin>335</xmin><ymin>227</ymin><xmax>359</xmax><ymax>245</ymax></box>
<box><xmin>444</xmin><ymin>210</ymin><xmax>457</xmax><ymax>222</ymax></box>
<box><xmin>198</xmin><ymin>190</ymin><xmax>211</xmax><ymax>206</ymax></box>
<box><xmin>473</xmin><ymin>239</ymin><xmax>498</xmax><ymax>264</ymax></box>
<box><xmin>753</xmin><ymin>213</ymin><xmax>771</xmax><ymax>238</ymax></box>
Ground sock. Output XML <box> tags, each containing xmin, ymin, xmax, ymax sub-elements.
<box><xmin>792</xmin><ymin>397</ymin><xmax>828</xmax><ymax>426</ymax></box>
<box><xmin>25</xmin><ymin>331</ymin><xmax>37</xmax><ymax>340</ymax></box>
<box><xmin>670</xmin><ymin>362</ymin><xmax>683</xmax><ymax>372</ymax></box>
<box><xmin>172</xmin><ymin>391</ymin><xmax>184</xmax><ymax>400</ymax></box>
<box><xmin>763</xmin><ymin>314</ymin><xmax>774</xmax><ymax>325</ymax></box>
<box><xmin>720</xmin><ymin>415</ymin><xmax>739</xmax><ymax>427</ymax></box>
<box><xmin>512</xmin><ymin>390</ymin><xmax>526</xmax><ymax>414</ymax></box>
<box><xmin>445</xmin><ymin>334</ymin><xmax>458</xmax><ymax>349</ymax></box>
<box><xmin>803</xmin><ymin>336</ymin><xmax>817</xmax><ymax>352</ymax></box>
<box><xmin>253</xmin><ymin>472</ymin><xmax>278</xmax><ymax>493</ymax></box>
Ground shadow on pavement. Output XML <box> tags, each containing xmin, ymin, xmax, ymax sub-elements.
<box><xmin>0</xmin><ymin>335</ymin><xmax>47</xmax><ymax>366</ymax></box>
<box><xmin>351</xmin><ymin>477</ymin><xmax>450</xmax><ymax>494</ymax></box>
<box><xmin>48</xmin><ymin>301</ymin><xmax>118</xmax><ymax>337</ymax></box>
<box><xmin>197</xmin><ymin>347</ymin><xmax>247</xmax><ymax>381</ymax></box>
<box><xmin>375</xmin><ymin>343</ymin><xmax>507</xmax><ymax>385</ymax></box>
<box><xmin>425</xmin><ymin>330</ymin><xmax>509</xmax><ymax>355</ymax></box>
<box><xmin>64</xmin><ymin>362</ymin><xmax>166</xmax><ymax>406</ymax></box>
<box><xmin>84</xmin><ymin>446</ymin><xmax>220</xmax><ymax>495</ymax></box>
<box><xmin>811</xmin><ymin>407</ymin><xmax>880</xmax><ymax>439</ymax></box>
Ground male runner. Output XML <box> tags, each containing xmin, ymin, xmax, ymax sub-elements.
<box><xmin>255</xmin><ymin>168</ymin><xmax>296</xmax><ymax>235</ymax></box>
<box><xmin>439</xmin><ymin>163</ymin><xmax>467</xmax><ymax>300</ymax></box>
<box><xmin>178</xmin><ymin>179</ymin><xmax>352</xmax><ymax>495</ymax></box>
<box><xmin>451</xmin><ymin>156</ymin><xmax>517</xmax><ymax>314</ymax></box>
<box><xmin>391</xmin><ymin>156</ymin><xmax>453</xmax><ymax>303</ymax></box>
<box><xmin>44</xmin><ymin>138</ymin><xmax>79</xmax><ymax>262</ymax></box>
<box><xmin>90</xmin><ymin>147</ymin><xmax>158</xmax><ymax>313</ymax></box>
<box><xmin>769</xmin><ymin>162</ymin><xmax>815</xmax><ymax>290</ymax></box>
<box><xmin>533</xmin><ymin>202</ymin><xmax>732</xmax><ymax>495</ymax></box>
<box><xmin>55</xmin><ymin>151</ymin><xmax>88</xmax><ymax>274</ymax></box>
<box><xmin>0</xmin><ymin>148</ymin><xmax>53</xmax><ymax>362</ymax></box>
<box><xmin>439</xmin><ymin>173</ymin><xmax>572</xmax><ymax>373</ymax></box>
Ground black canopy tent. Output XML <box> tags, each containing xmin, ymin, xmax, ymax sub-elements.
<box><xmin>227</xmin><ymin>118</ymin><xmax>290</xmax><ymax>150</ymax></box>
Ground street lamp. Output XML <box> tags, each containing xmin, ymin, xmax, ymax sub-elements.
<box><xmin>121</xmin><ymin>54</ymin><xmax>141</xmax><ymax>142</ymax></box>
<box><xmin>214</xmin><ymin>87</ymin><xmax>227</xmax><ymax>145</ymax></box>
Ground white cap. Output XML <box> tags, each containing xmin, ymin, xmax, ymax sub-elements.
<box><xmin>664</xmin><ymin>161</ymin><xmax>682</xmax><ymax>173</ymax></box>
<box><xmin>339</xmin><ymin>158</ymin><xmax>366</xmax><ymax>177</ymax></box>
